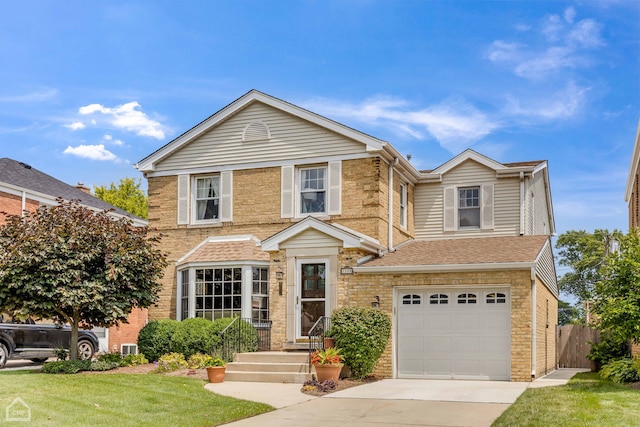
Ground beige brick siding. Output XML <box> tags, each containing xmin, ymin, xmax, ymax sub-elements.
<box><xmin>536</xmin><ymin>277</ymin><xmax>558</xmax><ymax>377</ymax></box>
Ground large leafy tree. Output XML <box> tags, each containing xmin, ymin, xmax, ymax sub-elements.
<box><xmin>591</xmin><ymin>231</ymin><xmax>640</xmax><ymax>346</ymax></box>
<box><xmin>94</xmin><ymin>177</ymin><xmax>148</xmax><ymax>219</ymax></box>
<box><xmin>555</xmin><ymin>229</ymin><xmax>621</xmax><ymax>303</ymax></box>
<box><xmin>0</xmin><ymin>199</ymin><xmax>167</xmax><ymax>359</ymax></box>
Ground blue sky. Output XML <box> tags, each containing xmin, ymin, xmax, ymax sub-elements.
<box><xmin>1</xmin><ymin>0</ymin><xmax>638</xmax><ymax>239</ymax></box>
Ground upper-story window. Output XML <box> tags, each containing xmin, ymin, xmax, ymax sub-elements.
<box><xmin>399</xmin><ymin>183</ymin><xmax>407</xmax><ymax>228</ymax></box>
<box><xmin>443</xmin><ymin>184</ymin><xmax>494</xmax><ymax>232</ymax></box>
<box><xmin>194</xmin><ymin>176</ymin><xmax>220</xmax><ymax>221</ymax></box>
<box><xmin>459</xmin><ymin>186</ymin><xmax>479</xmax><ymax>228</ymax></box>
<box><xmin>300</xmin><ymin>167</ymin><xmax>326</xmax><ymax>214</ymax></box>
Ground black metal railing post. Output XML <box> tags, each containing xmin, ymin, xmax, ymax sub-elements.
<box><xmin>219</xmin><ymin>317</ymin><xmax>271</xmax><ymax>362</ymax></box>
<box><xmin>307</xmin><ymin>316</ymin><xmax>331</xmax><ymax>372</ymax></box>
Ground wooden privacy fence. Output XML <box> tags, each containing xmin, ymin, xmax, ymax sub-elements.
<box><xmin>557</xmin><ymin>324</ymin><xmax>599</xmax><ymax>370</ymax></box>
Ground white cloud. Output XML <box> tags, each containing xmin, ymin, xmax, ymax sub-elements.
<box><xmin>304</xmin><ymin>96</ymin><xmax>500</xmax><ymax>153</ymax></box>
<box><xmin>103</xmin><ymin>134</ymin><xmax>124</xmax><ymax>146</ymax></box>
<box><xmin>63</xmin><ymin>121</ymin><xmax>86</xmax><ymax>131</ymax></box>
<box><xmin>63</xmin><ymin>144</ymin><xmax>118</xmax><ymax>161</ymax></box>
<box><xmin>0</xmin><ymin>88</ymin><xmax>58</xmax><ymax>103</ymax></box>
<box><xmin>103</xmin><ymin>134</ymin><xmax>112</xmax><ymax>140</ymax></box>
<box><xmin>505</xmin><ymin>81</ymin><xmax>589</xmax><ymax>119</ymax></box>
<box><xmin>78</xmin><ymin>101</ymin><xmax>165</xmax><ymax>139</ymax></box>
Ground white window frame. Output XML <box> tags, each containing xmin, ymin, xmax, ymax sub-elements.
<box><xmin>192</xmin><ymin>175</ymin><xmax>220</xmax><ymax>224</ymax></box>
<box><xmin>443</xmin><ymin>184</ymin><xmax>494</xmax><ymax>231</ymax></box>
<box><xmin>399</xmin><ymin>183</ymin><xmax>407</xmax><ymax>228</ymax></box>
<box><xmin>297</xmin><ymin>166</ymin><xmax>327</xmax><ymax>216</ymax></box>
<box><xmin>458</xmin><ymin>186</ymin><xmax>480</xmax><ymax>228</ymax></box>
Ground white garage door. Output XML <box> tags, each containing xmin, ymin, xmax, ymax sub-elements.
<box><xmin>397</xmin><ymin>288</ymin><xmax>511</xmax><ymax>380</ymax></box>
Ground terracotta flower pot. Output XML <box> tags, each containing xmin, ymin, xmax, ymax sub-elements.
<box><xmin>206</xmin><ymin>366</ymin><xmax>226</xmax><ymax>383</ymax></box>
<box><xmin>323</xmin><ymin>337</ymin><xmax>335</xmax><ymax>349</ymax></box>
<box><xmin>314</xmin><ymin>364</ymin><xmax>342</xmax><ymax>382</ymax></box>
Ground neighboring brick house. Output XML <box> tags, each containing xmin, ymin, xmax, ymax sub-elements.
<box><xmin>624</xmin><ymin>119</ymin><xmax>640</xmax><ymax>356</ymax></box>
<box><xmin>136</xmin><ymin>90</ymin><xmax>558</xmax><ymax>381</ymax></box>
<box><xmin>0</xmin><ymin>158</ymin><xmax>147</xmax><ymax>354</ymax></box>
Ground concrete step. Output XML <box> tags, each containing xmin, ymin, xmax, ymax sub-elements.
<box><xmin>224</xmin><ymin>371</ymin><xmax>312</xmax><ymax>383</ymax></box>
<box><xmin>224</xmin><ymin>351</ymin><xmax>312</xmax><ymax>383</ymax></box>
<box><xmin>233</xmin><ymin>351</ymin><xmax>309</xmax><ymax>364</ymax></box>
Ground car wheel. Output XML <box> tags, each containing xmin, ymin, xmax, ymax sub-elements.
<box><xmin>30</xmin><ymin>358</ymin><xmax>49</xmax><ymax>363</ymax></box>
<box><xmin>77</xmin><ymin>340</ymin><xmax>95</xmax><ymax>360</ymax></box>
<box><xmin>0</xmin><ymin>343</ymin><xmax>8</xmax><ymax>368</ymax></box>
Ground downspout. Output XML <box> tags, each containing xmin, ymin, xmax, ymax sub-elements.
<box><xmin>531</xmin><ymin>267</ymin><xmax>537</xmax><ymax>379</ymax></box>
<box><xmin>388</xmin><ymin>158</ymin><xmax>399</xmax><ymax>252</ymax></box>
<box><xmin>21</xmin><ymin>191</ymin><xmax>27</xmax><ymax>216</ymax></box>
<box><xmin>520</xmin><ymin>172</ymin><xmax>525</xmax><ymax>236</ymax></box>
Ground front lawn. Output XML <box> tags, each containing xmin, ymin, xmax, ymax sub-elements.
<box><xmin>0</xmin><ymin>371</ymin><xmax>272</xmax><ymax>426</ymax></box>
<box><xmin>493</xmin><ymin>372</ymin><xmax>640</xmax><ymax>427</ymax></box>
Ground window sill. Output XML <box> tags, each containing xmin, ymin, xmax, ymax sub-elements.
<box><xmin>187</xmin><ymin>222</ymin><xmax>223</xmax><ymax>229</ymax></box>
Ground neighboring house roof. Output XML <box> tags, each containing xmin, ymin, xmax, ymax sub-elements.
<box><xmin>261</xmin><ymin>216</ymin><xmax>386</xmax><ymax>254</ymax></box>
<box><xmin>357</xmin><ymin>235</ymin><xmax>549</xmax><ymax>269</ymax></box>
<box><xmin>135</xmin><ymin>89</ymin><xmax>421</xmax><ymax>181</ymax></box>
<box><xmin>0</xmin><ymin>158</ymin><xmax>145</xmax><ymax>225</ymax></box>
<box><xmin>177</xmin><ymin>235</ymin><xmax>269</xmax><ymax>266</ymax></box>
<box><xmin>624</xmin><ymin>119</ymin><xmax>640</xmax><ymax>202</ymax></box>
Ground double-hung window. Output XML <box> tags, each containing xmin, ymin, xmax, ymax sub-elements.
<box><xmin>299</xmin><ymin>167</ymin><xmax>326</xmax><ymax>214</ymax></box>
<box><xmin>458</xmin><ymin>186</ymin><xmax>480</xmax><ymax>228</ymax></box>
<box><xmin>195</xmin><ymin>176</ymin><xmax>220</xmax><ymax>222</ymax></box>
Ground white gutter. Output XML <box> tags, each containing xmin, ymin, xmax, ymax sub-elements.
<box><xmin>21</xmin><ymin>190</ymin><xmax>26</xmax><ymax>216</ymax></box>
<box><xmin>531</xmin><ymin>267</ymin><xmax>537</xmax><ymax>378</ymax></box>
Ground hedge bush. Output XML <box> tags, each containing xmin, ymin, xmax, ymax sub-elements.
<box><xmin>137</xmin><ymin>319</ymin><xmax>180</xmax><ymax>362</ymax></box>
<box><xmin>171</xmin><ymin>318</ymin><xmax>221</xmax><ymax>359</ymax></box>
<box><xmin>600</xmin><ymin>358</ymin><xmax>640</xmax><ymax>383</ymax></box>
<box><xmin>331</xmin><ymin>306</ymin><xmax>391</xmax><ymax>379</ymax></box>
<box><xmin>156</xmin><ymin>352</ymin><xmax>188</xmax><ymax>373</ymax></box>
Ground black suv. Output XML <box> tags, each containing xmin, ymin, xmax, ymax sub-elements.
<box><xmin>0</xmin><ymin>318</ymin><xmax>99</xmax><ymax>368</ymax></box>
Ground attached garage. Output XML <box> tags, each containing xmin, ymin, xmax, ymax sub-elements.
<box><xmin>397</xmin><ymin>287</ymin><xmax>511</xmax><ymax>380</ymax></box>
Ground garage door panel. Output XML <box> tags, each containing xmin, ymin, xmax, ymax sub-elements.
<box><xmin>397</xmin><ymin>287</ymin><xmax>511</xmax><ymax>381</ymax></box>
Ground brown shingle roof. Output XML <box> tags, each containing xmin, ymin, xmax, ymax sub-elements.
<box><xmin>360</xmin><ymin>235</ymin><xmax>549</xmax><ymax>267</ymax></box>
<box><xmin>177</xmin><ymin>239</ymin><xmax>269</xmax><ymax>265</ymax></box>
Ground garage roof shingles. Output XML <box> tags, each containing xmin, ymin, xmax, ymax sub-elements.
<box><xmin>361</xmin><ymin>235</ymin><xmax>549</xmax><ymax>267</ymax></box>
<box><xmin>178</xmin><ymin>239</ymin><xmax>269</xmax><ymax>265</ymax></box>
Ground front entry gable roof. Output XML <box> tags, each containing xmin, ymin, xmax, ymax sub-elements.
<box><xmin>136</xmin><ymin>90</ymin><xmax>389</xmax><ymax>173</ymax></box>
<box><xmin>260</xmin><ymin>216</ymin><xmax>386</xmax><ymax>254</ymax></box>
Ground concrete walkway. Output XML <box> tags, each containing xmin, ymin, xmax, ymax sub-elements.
<box><xmin>207</xmin><ymin>368</ymin><xmax>590</xmax><ymax>427</ymax></box>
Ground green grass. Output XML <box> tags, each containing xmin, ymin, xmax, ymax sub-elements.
<box><xmin>493</xmin><ymin>372</ymin><xmax>640</xmax><ymax>427</ymax></box>
<box><xmin>0</xmin><ymin>371</ymin><xmax>272</xmax><ymax>426</ymax></box>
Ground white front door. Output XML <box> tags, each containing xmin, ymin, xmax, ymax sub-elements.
<box><xmin>296</xmin><ymin>259</ymin><xmax>328</xmax><ymax>338</ymax></box>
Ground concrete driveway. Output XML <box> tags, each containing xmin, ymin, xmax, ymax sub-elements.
<box><xmin>211</xmin><ymin>369</ymin><xmax>588</xmax><ymax>427</ymax></box>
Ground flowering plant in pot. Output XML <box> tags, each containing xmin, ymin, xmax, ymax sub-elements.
<box><xmin>311</xmin><ymin>347</ymin><xmax>343</xmax><ymax>382</ymax></box>
<box><xmin>203</xmin><ymin>356</ymin><xmax>226</xmax><ymax>383</ymax></box>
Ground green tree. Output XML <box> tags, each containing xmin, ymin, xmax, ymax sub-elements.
<box><xmin>591</xmin><ymin>231</ymin><xmax>640</xmax><ymax>346</ymax></box>
<box><xmin>0</xmin><ymin>199</ymin><xmax>167</xmax><ymax>359</ymax></box>
<box><xmin>558</xmin><ymin>300</ymin><xmax>583</xmax><ymax>325</ymax></box>
<box><xmin>555</xmin><ymin>229</ymin><xmax>621</xmax><ymax>303</ymax></box>
<box><xmin>94</xmin><ymin>177</ymin><xmax>148</xmax><ymax>219</ymax></box>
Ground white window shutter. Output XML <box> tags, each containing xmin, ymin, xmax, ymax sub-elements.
<box><xmin>327</xmin><ymin>161</ymin><xmax>342</xmax><ymax>215</ymax></box>
<box><xmin>443</xmin><ymin>186</ymin><xmax>455</xmax><ymax>231</ymax></box>
<box><xmin>220</xmin><ymin>171</ymin><xmax>233</xmax><ymax>222</ymax></box>
<box><xmin>281</xmin><ymin>165</ymin><xmax>294</xmax><ymax>218</ymax></box>
<box><xmin>177</xmin><ymin>174</ymin><xmax>190</xmax><ymax>225</ymax></box>
<box><xmin>481</xmin><ymin>183</ymin><xmax>494</xmax><ymax>229</ymax></box>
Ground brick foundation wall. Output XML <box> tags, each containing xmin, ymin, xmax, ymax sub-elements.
<box><xmin>107</xmin><ymin>308</ymin><xmax>148</xmax><ymax>353</ymax></box>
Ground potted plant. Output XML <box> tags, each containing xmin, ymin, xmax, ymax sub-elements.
<box><xmin>323</xmin><ymin>329</ymin><xmax>335</xmax><ymax>349</ymax></box>
<box><xmin>204</xmin><ymin>357</ymin><xmax>226</xmax><ymax>383</ymax></box>
<box><xmin>311</xmin><ymin>347</ymin><xmax>343</xmax><ymax>382</ymax></box>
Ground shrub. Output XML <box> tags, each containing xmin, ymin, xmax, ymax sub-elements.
<box><xmin>98</xmin><ymin>352</ymin><xmax>123</xmax><ymax>364</ymax></box>
<box><xmin>588</xmin><ymin>331</ymin><xmax>630</xmax><ymax>366</ymax></box>
<box><xmin>331</xmin><ymin>306</ymin><xmax>391</xmax><ymax>379</ymax></box>
<box><xmin>90</xmin><ymin>360</ymin><xmax>120</xmax><ymax>371</ymax></box>
<box><xmin>138</xmin><ymin>319</ymin><xmax>179</xmax><ymax>362</ymax></box>
<box><xmin>42</xmin><ymin>360</ymin><xmax>92</xmax><ymax>374</ymax></box>
<box><xmin>302</xmin><ymin>379</ymin><xmax>337</xmax><ymax>392</ymax></box>
<box><xmin>187</xmin><ymin>353</ymin><xmax>214</xmax><ymax>369</ymax></box>
<box><xmin>171</xmin><ymin>318</ymin><xmax>221</xmax><ymax>358</ymax></box>
<box><xmin>215</xmin><ymin>317</ymin><xmax>258</xmax><ymax>361</ymax></box>
<box><xmin>156</xmin><ymin>352</ymin><xmax>188</xmax><ymax>373</ymax></box>
<box><xmin>121</xmin><ymin>353</ymin><xmax>149</xmax><ymax>367</ymax></box>
<box><xmin>600</xmin><ymin>358</ymin><xmax>640</xmax><ymax>383</ymax></box>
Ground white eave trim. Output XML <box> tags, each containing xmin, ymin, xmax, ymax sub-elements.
<box><xmin>625</xmin><ymin>119</ymin><xmax>640</xmax><ymax>202</ymax></box>
<box><xmin>353</xmin><ymin>261</ymin><xmax>537</xmax><ymax>274</ymax></box>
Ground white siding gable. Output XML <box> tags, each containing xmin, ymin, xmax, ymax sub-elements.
<box><xmin>280</xmin><ymin>228</ymin><xmax>342</xmax><ymax>249</ymax></box>
<box><xmin>155</xmin><ymin>102</ymin><xmax>367</xmax><ymax>172</ymax></box>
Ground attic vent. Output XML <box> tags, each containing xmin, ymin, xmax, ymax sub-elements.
<box><xmin>18</xmin><ymin>162</ymin><xmax>32</xmax><ymax>169</ymax></box>
<box><xmin>242</xmin><ymin>121</ymin><xmax>270</xmax><ymax>141</ymax></box>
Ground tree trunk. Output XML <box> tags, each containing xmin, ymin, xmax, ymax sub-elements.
<box><xmin>69</xmin><ymin>310</ymin><xmax>79</xmax><ymax>360</ymax></box>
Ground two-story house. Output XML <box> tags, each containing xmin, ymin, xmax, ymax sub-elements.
<box><xmin>136</xmin><ymin>90</ymin><xmax>558</xmax><ymax>382</ymax></box>
<box><xmin>0</xmin><ymin>158</ymin><xmax>147</xmax><ymax>354</ymax></box>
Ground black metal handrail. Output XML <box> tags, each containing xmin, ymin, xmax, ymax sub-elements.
<box><xmin>219</xmin><ymin>317</ymin><xmax>272</xmax><ymax>362</ymax></box>
<box><xmin>308</xmin><ymin>316</ymin><xmax>331</xmax><ymax>372</ymax></box>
